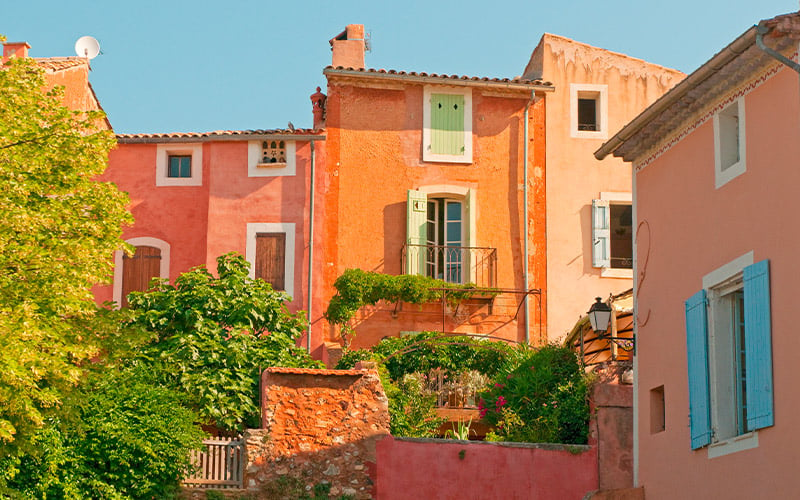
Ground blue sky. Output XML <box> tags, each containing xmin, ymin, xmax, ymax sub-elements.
<box><xmin>4</xmin><ymin>1</ymin><xmax>797</xmax><ymax>133</ymax></box>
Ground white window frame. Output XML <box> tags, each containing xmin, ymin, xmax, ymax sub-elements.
<box><xmin>598</xmin><ymin>192</ymin><xmax>632</xmax><ymax>279</ymax></box>
<box><xmin>112</xmin><ymin>237</ymin><xmax>171</xmax><ymax>307</ymax></box>
<box><xmin>245</xmin><ymin>222</ymin><xmax>295</xmax><ymax>298</ymax></box>
<box><xmin>702</xmin><ymin>251</ymin><xmax>759</xmax><ymax>459</ymax></box>
<box><xmin>570</xmin><ymin>84</ymin><xmax>608</xmax><ymax>139</ymax></box>
<box><xmin>422</xmin><ymin>86</ymin><xmax>473</xmax><ymax>164</ymax></box>
<box><xmin>156</xmin><ymin>143</ymin><xmax>203</xmax><ymax>186</ymax></box>
<box><xmin>713</xmin><ymin>97</ymin><xmax>746</xmax><ymax>189</ymax></box>
<box><xmin>247</xmin><ymin>140</ymin><xmax>296</xmax><ymax>177</ymax></box>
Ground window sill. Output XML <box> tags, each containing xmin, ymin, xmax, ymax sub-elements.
<box><xmin>256</xmin><ymin>162</ymin><xmax>287</xmax><ymax>169</ymax></box>
<box><xmin>571</xmin><ymin>129</ymin><xmax>608</xmax><ymax>140</ymax></box>
<box><xmin>707</xmin><ymin>431</ymin><xmax>758</xmax><ymax>459</ymax></box>
<box><xmin>600</xmin><ymin>267</ymin><xmax>633</xmax><ymax>279</ymax></box>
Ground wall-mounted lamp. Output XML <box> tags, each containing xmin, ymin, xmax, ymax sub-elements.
<box><xmin>587</xmin><ymin>297</ymin><xmax>634</xmax><ymax>352</ymax></box>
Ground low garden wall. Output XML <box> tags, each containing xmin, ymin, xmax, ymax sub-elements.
<box><xmin>375</xmin><ymin>437</ymin><xmax>598</xmax><ymax>500</ymax></box>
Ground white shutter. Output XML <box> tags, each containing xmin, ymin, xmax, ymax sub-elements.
<box><xmin>592</xmin><ymin>199</ymin><xmax>611</xmax><ymax>268</ymax></box>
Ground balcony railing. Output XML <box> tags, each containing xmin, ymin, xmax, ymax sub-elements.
<box><xmin>402</xmin><ymin>244</ymin><xmax>497</xmax><ymax>288</ymax></box>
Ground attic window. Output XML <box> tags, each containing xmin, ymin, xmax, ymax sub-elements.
<box><xmin>578</xmin><ymin>98</ymin><xmax>598</xmax><ymax>131</ymax></box>
<box><xmin>261</xmin><ymin>141</ymin><xmax>286</xmax><ymax>164</ymax></box>
<box><xmin>570</xmin><ymin>84</ymin><xmax>608</xmax><ymax>139</ymax></box>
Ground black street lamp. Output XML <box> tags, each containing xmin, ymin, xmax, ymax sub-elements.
<box><xmin>587</xmin><ymin>297</ymin><xmax>634</xmax><ymax>352</ymax></box>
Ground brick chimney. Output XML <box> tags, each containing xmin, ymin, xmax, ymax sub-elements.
<box><xmin>310</xmin><ymin>86</ymin><xmax>327</xmax><ymax>130</ymax></box>
<box><xmin>3</xmin><ymin>42</ymin><xmax>31</xmax><ymax>62</ymax></box>
<box><xmin>329</xmin><ymin>24</ymin><xmax>365</xmax><ymax>69</ymax></box>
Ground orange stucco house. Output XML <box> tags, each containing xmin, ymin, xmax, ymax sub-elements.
<box><xmin>596</xmin><ymin>11</ymin><xmax>799</xmax><ymax>499</ymax></box>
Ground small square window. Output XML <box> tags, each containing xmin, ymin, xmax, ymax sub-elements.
<box><xmin>422</xmin><ymin>86</ymin><xmax>473</xmax><ymax>163</ymax></box>
<box><xmin>714</xmin><ymin>98</ymin><xmax>746</xmax><ymax>188</ymax></box>
<box><xmin>578</xmin><ymin>97</ymin><xmax>598</xmax><ymax>131</ymax></box>
<box><xmin>570</xmin><ymin>84</ymin><xmax>608</xmax><ymax>139</ymax></box>
<box><xmin>168</xmin><ymin>155</ymin><xmax>192</xmax><ymax>178</ymax></box>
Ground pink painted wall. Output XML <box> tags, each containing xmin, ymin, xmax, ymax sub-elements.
<box><xmin>635</xmin><ymin>66</ymin><xmax>800</xmax><ymax>498</ymax></box>
<box><xmin>375</xmin><ymin>437</ymin><xmax>597</xmax><ymax>500</ymax></box>
<box><xmin>97</xmin><ymin>137</ymin><xmax>329</xmax><ymax>352</ymax></box>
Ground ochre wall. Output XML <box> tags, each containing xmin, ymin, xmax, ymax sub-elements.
<box><xmin>635</xmin><ymin>66</ymin><xmax>800</xmax><ymax>498</ymax></box>
<box><xmin>524</xmin><ymin>35</ymin><xmax>684</xmax><ymax>339</ymax></box>
<box><xmin>319</xmin><ymin>76</ymin><xmax>547</xmax><ymax>348</ymax></box>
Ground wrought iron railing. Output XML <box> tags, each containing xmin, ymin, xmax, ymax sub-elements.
<box><xmin>401</xmin><ymin>244</ymin><xmax>497</xmax><ymax>288</ymax></box>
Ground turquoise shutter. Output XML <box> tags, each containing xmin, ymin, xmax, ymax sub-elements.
<box><xmin>592</xmin><ymin>200</ymin><xmax>610</xmax><ymax>267</ymax></box>
<box><xmin>685</xmin><ymin>289</ymin><xmax>712</xmax><ymax>449</ymax></box>
<box><xmin>743</xmin><ymin>259</ymin><xmax>774</xmax><ymax>431</ymax></box>
<box><xmin>430</xmin><ymin>94</ymin><xmax>465</xmax><ymax>155</ymax></box>
<box><xmin>406</xmin><ymin>190</ymin><xmax>427</xmax><ymax>275</ymax></box>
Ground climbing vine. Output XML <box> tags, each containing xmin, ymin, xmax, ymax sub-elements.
<box><xmin>324</xmin><ymin>269</ymin><xmax>497</xmax><ymax>345</ymax></box>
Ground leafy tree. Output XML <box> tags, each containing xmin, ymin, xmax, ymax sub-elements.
<box><xmin>129</xmin><ymin>253</ymin><xmax>322</xmax><ymax>431</ymax></box>
<box><xmin>0</xmin><ymin>42</ymin><xmax>132</xmax><ymax>448</ymax></box>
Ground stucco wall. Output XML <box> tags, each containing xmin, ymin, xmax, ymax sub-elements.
<box><xmin>320</xmin><ymin>76</ymin><xmax>547</xmax><ymax>348</ymax></box>
<box><xmin>634</xmin><ymin>65</ymin><xmax>800</xmax><ymax>499</ymax></box>
<box><xmin>523</xmin><ymin>35</ymin><xmax>684</xmax><ymax>340</ymax></box>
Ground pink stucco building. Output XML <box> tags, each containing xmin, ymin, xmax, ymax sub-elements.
<box><xmin>596</xmin><ymin>12</ymin><xmax>799</xmax><ymax>499</ymax></box>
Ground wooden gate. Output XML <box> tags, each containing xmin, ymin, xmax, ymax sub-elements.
<box><xmin>183</xmin><ymin>436</ymin><xmax>245</xmax><ymax>489</ymax></box>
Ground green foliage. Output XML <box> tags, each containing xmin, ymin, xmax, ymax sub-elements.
<box><xmin>381</xmin><ymin>369</ymin><xmax>444</xmax><ymax>438</ymax></box>
<box><xmin>324</xmin><ymin>269</ymin><xmax>496</xmax><ymax>345</ymax></box>
<box><xmin>259</xmin><ymin>476</ymin><xmax>354</xmax><ymax>500</ymax></box>
<box><xmin>0</xmin><ymin>46</ymin><xmax>132</xmax><ymax>448</ymax></box>
<box><xmin>478</xmin><ymin>344</ymin><xmax>591</xmax><ymax>444</ymax></box>
<box><xmin>336</xmin><ymin>331</ymin><xmax>518</xmax><ymax>381</ymax></box>
<box><xmin>444</xmin><ymin>418</ymin><xmax>476</xmax><ymax>440</ymax></box>
<box><xmin>0</xmin><ymin>367</ymin><xmax>204</xmax><ymax>498</ymax></box>
<box><xmin>129</xmin><ymin>253</ymin><xmax>322</xmax><ymax>431</ymax></box>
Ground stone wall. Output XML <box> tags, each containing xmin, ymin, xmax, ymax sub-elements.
<box><xmin>243</xmin><ymin>366</ymin><xmax>390</xmax><ymax>499</ymax></box>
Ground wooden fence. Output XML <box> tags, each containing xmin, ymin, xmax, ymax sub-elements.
<box><xmin>183</xmin><ymin>436</ymin><xmax>244</xmax><ymax>489</ymax></box>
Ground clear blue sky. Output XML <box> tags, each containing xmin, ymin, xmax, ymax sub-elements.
<box><xmin>4</xmin><ymin>1</ymin><xmax>797</xmax><ymax>134</ymax></box>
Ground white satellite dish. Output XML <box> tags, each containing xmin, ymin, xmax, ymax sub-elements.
<box><xmin>74</xmin><ymin>36</ymin><xmax>100</xmax><ymax>59</ymax></box>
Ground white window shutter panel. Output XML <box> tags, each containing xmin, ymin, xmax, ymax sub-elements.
<box><xmin>592</xmin><ymin>199</ymin><xmax>611</xmax><ymax>267</ymax></box>
<box><xmin>406</xmin><ymin>190</ymin><xmax>427</xmax><ymax>275</ymax></box>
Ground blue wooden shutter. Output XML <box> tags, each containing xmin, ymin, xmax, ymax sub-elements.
<box><xmin>743</xmin><ymin>259</ymin><xmax>774</xmax><ymax>431</ymax></box>
<box><xmin>592</xmin><ymin>199</ymin><xmax>610</xmax><ymax>267</ymax></box>
<box><xmin>685</xmin><ymin>289</ymin><xmax>712</xmax><ymax>449</ymax></box>
<box><xmin>430</xmin><ymin>93</ymin><xmax>465</xmax><ymax>155</ymax></box>
<box><xmin>406</xmin><ymin>190</ymin><xmax>427</xmax><ymax>275</ymax></box>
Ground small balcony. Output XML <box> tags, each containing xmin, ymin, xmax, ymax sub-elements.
<box><xmin>401</xmin><ymin>244</ymin><xmax>497</xmax><ymax>288</ymax></box>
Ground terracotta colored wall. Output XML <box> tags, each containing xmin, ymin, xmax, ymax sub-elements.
<box><xmin>97</xmin><ymin>138</ymin><xmax>328</xmax><ymax>352</ymax></box>
<box><xmin>635</xmin><ymin>66</ymin><xmax>800</xmax><ymax>499</ymax></box>
<box><xmin>319</xmin><ymin>76</ymin><xmax>547</xmax><ymax>348</ymax></box>
<box><xmin>592</xmin><ymin>377</ymin><xmax>633</xmax><ymax>491</ymax></box>
<box><xmin>245</xmin><ymin>367</ymin><xmax>390</xmax><ymax>499</ymax></box>
<box><xmin>43</xmin><ymin>64</ymin><xmax>105</xmax><ymax>121</ymax></box>
<box><xmin>523</xmin><ymin>35</ymin><xmax>684</xmax><ymax>339</ymax></box>
<box><xmin>375</xmin><ymin>437</ymin><xmax>597</xmax><ymax>500</ymax></box>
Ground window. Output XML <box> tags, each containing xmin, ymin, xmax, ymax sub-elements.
<box><xmin>168</xmin><ymin>155</ymin><xmax>191</xmax><ymax>178</ymax></box>
<box><xmin>422</xmin><ymin>87</ymin><xmax>473</xmax><ymax>163</ymax></box>
<box><xmin>247</xmin><ymin>140</ymin><xmax>296</xmax><ymax>177</ymax></box>
<box><xmin>685</xmin><ymin>253</ymin><xmax>773</xmax><ymax>456</ymax></box>
<box><xmin>406</xmin><ymin>187</ymin><xmax>484</xmax><ymax>285</ymax></box>
<box><xmin>156</xmin><ymin>143</ymin><xmax>202</xmax><ymax>186</ymax></box>
<box><xmin>570</xmin><ymin>84</ymin><xmax>608</xmax><ymax>139</ymax></box>
<box><xmin>713</xmin><ymin>97</ymin><xmax>746</xmax><ymax>188</ymax></box>
<box><xmin>246</xmin><ymin>223</ymin><xmax>295</xmax><ymax>298</ymax></box>
<box><xmin>592</xmin><ymin>193</ymin><xmax>632</xmax><ymax>278</ymax></box>
<box><xmin>650</xmin><ymin>385</ymin><xmax>665</xmax><ymax>434</ymax></box>
<box><xmin>112</xmin><ymin>237</ymin><xmax>170</xmax><ymax>308</ymax></box>
<box><xmin>255</xmin><ymin>232</ymin><xmax>286</xmax><ymax>291</ymax></box>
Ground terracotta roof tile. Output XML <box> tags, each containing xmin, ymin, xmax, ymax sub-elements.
<box><xmin>116</xmin><ymin>128</ymin><xmax>323</xmax><ymax>141</ymax></box>
<box><xmin>34</xmin><ymin>57</ymin><xmax>88</xmax><ymax>72</ymax></box>
<box><xmin>324</xmin><ymin>65</ymin><xmax>552</xmax><ymax>87</ymax></box>
<box><xmin>265</xmin><ymin>367</ymin><xmax>368</xmax><ymax>376</ymax></box>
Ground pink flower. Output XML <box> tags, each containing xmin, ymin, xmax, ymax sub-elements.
<box><xmin>494</xmin><ymin>383</ymin><xmax>505</xmax><ymax>389</ymax></box>
<box><xmin>495</xmin><ymin>396</ymin><xmax>507</xmax><ymax>408</ymax></box>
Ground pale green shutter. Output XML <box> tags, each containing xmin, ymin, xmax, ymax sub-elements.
<box><xmin>406</xmin><ymin>190</ymin><xmax>427</xmax><ymax>275</ymax></box>
<box><xmin>592</xmin><ymin>199</ymin><xmax>611</xmax><ymax>267</ymax></box>
<box><xmin>431</xmin><ymin>94</ymin><xmax>465</xmax><ymax>155</ymax></box>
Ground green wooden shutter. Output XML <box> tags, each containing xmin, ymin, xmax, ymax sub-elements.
<box><xmin>743</xmin><ymin>259</ymin><xmax>774</xmax><ymax>431</ymax></box>
<box><xmin>406</xmin><ymin>190</ymin><xmax>427</xmax><ymax>275</ymax></box>
<box><xmin>592</xmin><ymin>199</ymin><xmax>611</xmax><ymax>268</ymax></box>
<box><xmin>430</xmin><ymin>94</ymin><xmax>465</xmax><ymax>155</ymax></box>
<box><xmin>685</xmin><ymin>289</ymin><xmax>712</xmax><ymax>449</ymax></box>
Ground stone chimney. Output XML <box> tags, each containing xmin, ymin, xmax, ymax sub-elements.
<box><xmin>3</xmin><ymin>42</ymin><xmax>31</xmax><ymax>62</ymax></box>
<box><xmin>310</xmin><ymin>86</ymin><xmax>327</xmax><ymax>130</ymax></box>
<box><xmin>329</xmin><ymin>24</ymin><xmax>365</xmax><ymax>69</ymax></box>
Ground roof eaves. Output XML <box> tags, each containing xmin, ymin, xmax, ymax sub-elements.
<box><xmin>116</xmin><ymin>129</ymin><xmax>326</xmax><ymax>143</ymax></box>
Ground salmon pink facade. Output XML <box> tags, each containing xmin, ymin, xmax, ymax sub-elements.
<box><xmin>597</xmin><ymin>12</ymin><xmax>800</xmax><ymax>499</ymax></box>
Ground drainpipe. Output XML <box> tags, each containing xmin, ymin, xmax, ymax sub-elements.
<box><xmin>307</xmin><ymin>139</ymin><xmax>316</xmax><ymax>354</ymax></box>
<box><xmin>523</xmin><ymin>90</ymin><xmax>535</xmax><ymax>344</ymax></box>
<box><xmin>755</xmin><ymin>22</ymin><xmax>800</xmax><ymax>74</ymax></box>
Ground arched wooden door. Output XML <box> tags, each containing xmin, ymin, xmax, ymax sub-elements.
<box><xmin>121</xmin><ymin>246</ymin><xmax>161</xmax><ymax>307</ymax></box>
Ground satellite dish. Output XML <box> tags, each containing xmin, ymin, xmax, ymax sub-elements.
<box><xmin>74</xmin><ymin>36</ymin><xmax>100</xmax><ymax>59</ymax></box>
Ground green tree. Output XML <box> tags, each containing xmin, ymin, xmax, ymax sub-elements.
<box><xmin>129</xmin><ymin>253</ymin><xmax>322</xmax><ymax>431</ymax></box>
<box><xmin>0</xmin><ymin>45</ymin><xmax>132</xmax><ymax>448</ymax></box>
